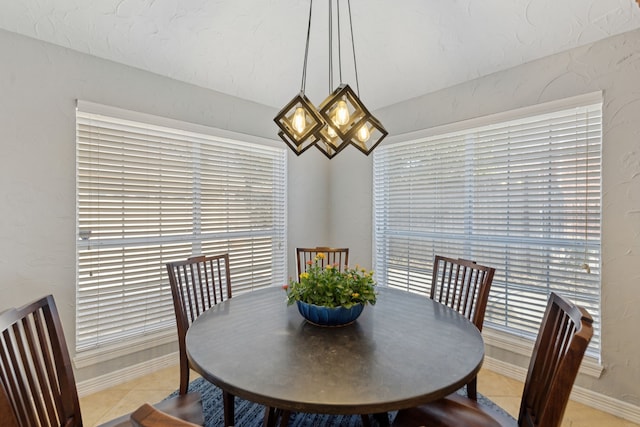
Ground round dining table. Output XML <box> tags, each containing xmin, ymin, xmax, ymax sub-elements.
<box><xmin>186</xmin><ymin>286</ymin><xmax>484</xmax><ymax>426</ymax></box>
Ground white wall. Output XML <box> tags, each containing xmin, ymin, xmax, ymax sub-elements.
<box><xmin>327</xmin><ymin>147</ymin><xmax>374</xmax><ymax>268</ymax></box>
<box><xmin>0</xmin><ymin>28</ymin><xmax>328</xmax><ymax>381</ymax></box>
<box><xmin>370</xmin><ymin>28</ymin><xmax>640</xmax><ymax>405</ymax></box>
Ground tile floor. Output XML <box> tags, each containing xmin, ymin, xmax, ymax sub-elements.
<box><xmin>79</xmin><ymin>366</ymin><xmax>639</xmax><ymax>426</ymax></box>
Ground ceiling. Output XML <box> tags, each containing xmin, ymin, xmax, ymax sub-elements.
<box><xmin>1</xmin><ymin>0</ymin><xmax>640</xmax><ymax>110</ymax></box>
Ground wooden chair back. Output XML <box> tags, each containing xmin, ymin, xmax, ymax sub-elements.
<box><xmin>431</xmin><ymin>255</ymin><xmax>496</xmax><ymax>331</ymax></box>
<box><xmin>392</xmin><ymin>292</ymin><xmax>593</xmax><ymax>427</ymax></box>
<box><xmin>296</xmin><ymin>247</ymin><xmax>349</xmax><ymax>279</ymax></box>
<box><xmin>0</xmin><ymin>295</ymin><xmax>82</xmax><ymax>427</ymax></box>
<box><xmin>166</xmin><ymin>254</ymin><xmax>232</xmax><ymax>395</ymax></box>
<box><xmin>518</xmin><ymin>292</ymin><xmax>593</xmax><ymax>427</ymax></box>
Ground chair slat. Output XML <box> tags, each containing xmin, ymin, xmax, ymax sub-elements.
<box><xmin>296</xmin><ymin>247</ymin><xmax>350</xmax><ymax>280</ymax></box>
<box><xmin>430</xmin><ymin>255</ymin><xmax>495</xmax><ymax>332</ymax></box>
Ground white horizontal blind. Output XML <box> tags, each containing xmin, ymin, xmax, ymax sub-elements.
<box><xmin>76</xmin><ymin>106</ymin><xmax>287</xmax><ymax>354</ymax></box>
<box><xmin>373</xmin><ymin>100</ymin><xmax>601</xmax><ymax>357</ymax></box>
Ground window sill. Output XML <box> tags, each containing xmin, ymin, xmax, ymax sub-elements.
<box><xmin>483</xmin><ymin>326</ymin><xmax>603</xmax><ymax>378</ymax></box>
<box><xmin>73</xmin><ymin>330</ymin><xmax>177</xmax><ymax>369</ymax></box>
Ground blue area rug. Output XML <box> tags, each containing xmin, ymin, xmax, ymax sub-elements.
<box><xmin>168</xmin><ymin>377</ymin><xmax>516</xmax><ymax>426</ymax></box>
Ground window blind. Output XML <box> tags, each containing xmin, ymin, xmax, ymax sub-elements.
<box><xmin>76</xmin><ymin>104</ymin><xmax>287</xmax><ymax>354</ymax></box>
<box><xmin>373</xmin><ymin>97</ymin><xmax>602</xmax><ymax>356</ymax></box>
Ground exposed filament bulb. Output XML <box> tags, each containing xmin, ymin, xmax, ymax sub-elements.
<box><xmin>292</xmin><ymin>107</ymin><xmax>306</xmax><ymax>135</ymax></box>
<box><xmin>333</xmin><ymin>100</ymin><xmax>350</xmax><ymax>126</ymax></box>
<box><xmin>357</xmin><ymin>125</ymin><xmax>371</xmax><ymax>143</ymax></box>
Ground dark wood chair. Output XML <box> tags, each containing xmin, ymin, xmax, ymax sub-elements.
<box><xmin>430</xmin><ymin>255</ymin><xmax>496</xmax><ymax>400</ymax></box>
<box><xmin>167</xmin><ymin>254</ymin><xmax>293</xmax><ymax>427</ymax></box>
<box><xmin>0</xmin><ymin>295</ymin><xmax>204</xmax><ymax>427</ymax></box>
<box><xmin>392</xmin><ymin>292</ymin><xmax>594</xmax><ymax>427</ymax></box>
<box><xmin>166</xmin><ymin>254</ymin><xmax>232</xmax><ymax>395</ymax></box>
<box><xmin>166</xmin><ymin>254</ymin><xmax>234</xmax><ymax>424</ymax></box>
<box><xmin>296</xmin><ymin>246</ymin><xmax>349</xmax><ymax>279</ymax></box>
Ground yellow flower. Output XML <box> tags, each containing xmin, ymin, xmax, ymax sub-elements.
<box><xmin>352</xmin><ymin>292</ymin><xmax>360</xmax><ymax>298</ymax></box>
<box><xmin>300</xmin><ymin>272</ymin><xmax>310</xmax><ymax>280</ymax></box>
<box><xmin>316</xmin><ymin>253</ymin><xmax>326</xmax><ymax>260</ymax></box>
<box><xmin>325</xmin><ymin>265</ymin><xmax>333</xmax><ymax>270</ymax></box>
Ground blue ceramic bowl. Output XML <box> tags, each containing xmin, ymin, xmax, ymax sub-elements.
<box><xmin>296</xmin><ymin>300</ymin><xmax>364</xmax><ymax>327</ymax></box>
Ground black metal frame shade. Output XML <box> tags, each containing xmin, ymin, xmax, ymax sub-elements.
<box><xmin>317</xmin><ymin>84</ymin><xmax>368</xmax><ymax>141</ymax></box>
<box><xmin>347</xmin><ymin>113</ymin><xmax>388</xmax><ymax>155</ymax></box>
<box><xmin>277</xmin><ymin>131</ymin><xmax>316</xmax><ymax>156</ymax></box>
<box><xmin>274</xmin><ymin>91</ymin><xmax>325</xmax><ymax>149</ymax></box>
<box><xmin>313</xmin><ymin>132</ymin><xmax>348</xmax><ymax>159</ymax></box>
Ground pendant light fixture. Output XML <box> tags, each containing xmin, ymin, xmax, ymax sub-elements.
<box><xmin>274</xmin><ymin>0</ymin><xmax>387</xmax><ymax>159</ymax></box>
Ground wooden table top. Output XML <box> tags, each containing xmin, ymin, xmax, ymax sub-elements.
<box><xmin>186</xmin><ymin>286</ymin><xmax>484</xmax><ymax>415</ymax></box>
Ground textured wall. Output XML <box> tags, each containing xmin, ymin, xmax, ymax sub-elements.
<box><xmin>375</xmin><ymin>28</ymin><xmax>640</xmax><ymax>404</ymax></box>
<box><xmin>326</xmin><ymin>147</ymin><xmax>374</xmax><ymax>269</ymax></box>
<box><xmin>0</xmin><ymin>28</ymin><xmax>326</xmax><ymax>381</ymax></box>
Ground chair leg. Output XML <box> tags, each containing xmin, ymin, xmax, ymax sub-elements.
<box><xmin>179</xmin><ymin>356</ymin><xmax>190</xmax><ymax>395</ymax></box>
<box><xmin>467</xmin><ymin>376</ymin><xmax>478</xmax><ymax>401</ymax></box>
<box><xmin>263</xmin><ymin>406</ymin><xmax>278</xmax><ymax>427</ymax></box>
<box><xmin>372</xmin><ymin>412</ymin><xmax>390</xmax><ymax>426</ymax></box>
<box><xmin>361</xmin><ymin>414</ymin><xmax>372</xmax><ymax>427</ymax></box>
<box><xmin>280</xmin><ymin>410</ymin><xmax>291</xmax><ymax>426</ymax></box>
<box><xmin>223</xmin><ymin>391</ymin><xmax>234</xmax><ymax>427</ymax></box>
<box><xmin>263</xmin><ymin>407</ymin><xmax>290</xmax><ymax>427</ymax></box>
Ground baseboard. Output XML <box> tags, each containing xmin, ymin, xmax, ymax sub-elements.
<box><xmin>76</xmin><ymin>352</ymin><xmax>179</xmax><ymax>397</ymax></box>
<box><xmin>484</xmin><ymin>356</ymin><xmax>640</xmax><ymax>424</ymax></box>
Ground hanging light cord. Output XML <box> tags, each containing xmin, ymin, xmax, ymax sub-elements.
<box><xmin>347</xmin><ymin>0</ymin><xmax>360</xmax><ymax>95</ymax></box>
<box><xmin>328</xmin><ymin>0</ymin><xmax>333</xmax><ymax>91</ymax></box>
<box><xmin>337</xmin><ymin>0</ymin><xmax>343</xmax><ymax>84</ymax></box>
<box><xmin>301</xmin><ymin>0</ymin><xmax>314</xmax><ymax>93</ymax></box>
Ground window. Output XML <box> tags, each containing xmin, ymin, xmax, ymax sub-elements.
<box><xmin>373</xmin><ymin>93</ymin><xmax>601</xmax><ymax>357</ymax></box>
<box><xmin>75</xmin><ymin>101</ymin><xmax>287</xmax><ymax>357</ymax></box>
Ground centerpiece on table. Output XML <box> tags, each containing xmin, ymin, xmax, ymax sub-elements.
<box><xmin>283</xmin><ymin>253</ymin><xmax>377</xmax><ymax>327</ymax></box>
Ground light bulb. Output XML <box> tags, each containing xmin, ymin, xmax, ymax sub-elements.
<box><xmin>327</xmin><ymin>126</ymin><xmax>337</xmax><ymax>138</ymax></box>
<box><xmin>292</xmin><ymin>107</ymin><xmax>306</xmax><ymax>135</ymax></box>
<box><xmin>334</xmin><ymin>100</ymin><xmax>350</xmax><ymax>126</ymax></box>
<box><xmin>357</xmin><ymin>125</ymin><xmax>371</xmax><ymax>143</ymax></box>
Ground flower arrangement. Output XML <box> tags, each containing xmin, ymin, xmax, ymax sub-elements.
<box><xmin>283</xmin><ymin>253</ymin><xmax>377</xmax><ymax>308</ymax></box>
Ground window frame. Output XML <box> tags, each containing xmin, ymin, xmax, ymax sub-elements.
<box><xmin>372</xmin><ymin>92</ymin><xmax>602</xmax><ymax>364</ymax></box>
<box><xmin>75</xmin><ymin>101</ymin><xmax>287</xmax><ymax>364</ymax></box>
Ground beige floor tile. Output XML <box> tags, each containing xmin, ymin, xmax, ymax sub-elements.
<box><xmin>485</xmin><ymin>395</ymin><xmax>521</xmax><ymax>418</ymax></box>
<box><xmin>80</xmin><ymin>390</ymin><xmax>126</xmax><ymax>426</ymax></box>
<box><xmin>477</xmin><ymin>369</ymin><xmax>523</xmax><ymax>397</ymax></box>
<box><xmin>95</xmin><ymin>388</ymin><xmax>177</xmax><ymax>425</ymax></box>
<box><xmin>80</xmin><ymin>364</ymin><xmax>639</xmax><ymax>427</ymax></box>
<box><xmin>563</xmin><ymin>400</ymin><xmax>639</xmax><ymax>427</ymax></box>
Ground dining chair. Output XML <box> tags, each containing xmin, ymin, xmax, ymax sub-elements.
<box><xmin>167</xmin><ymin>254</ymin><xmax>290</xmax><ymax>427</ymax></box>
<box><xmin>0</xmin><ymin>295</ymin><xmax>204</xmax><ymax>427</ymax></box>
<box><xmin>166</xmin><ymin>254</ymin><xmax>232</xmax><ymax>395</ymax></box>
<box><xmin>296</xmin><ymin>246</ymin><xmax>349</xmax><ymax>278</ymax></box>
<box><xmin>392</xmin><ymin>292</ymin><xmax>594</xmax><ymax>427</ymax></box>
<box><xmin>430</xmin><ymin>255</ymin><xmax>496</xmax><ymax>400</ymax></box>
